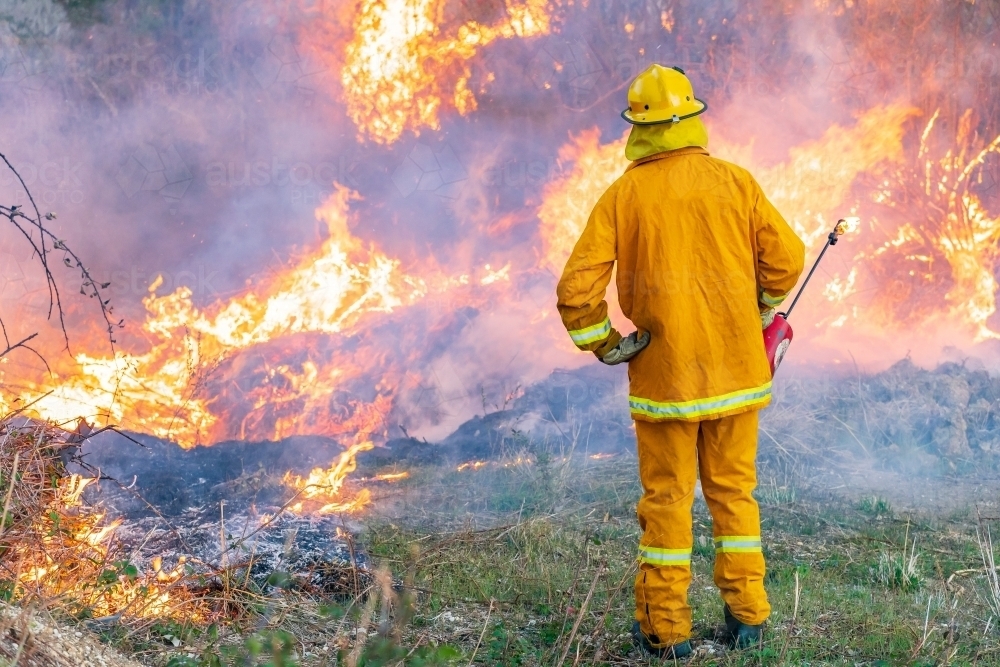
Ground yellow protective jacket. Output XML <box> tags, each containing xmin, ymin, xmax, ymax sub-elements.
<box><xmin>556</xmin><ymin>146</ymin><xmax>805</xmax><ymax>421</ymax></box>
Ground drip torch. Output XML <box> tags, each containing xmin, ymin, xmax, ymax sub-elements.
<box><xmin>763</xmin><ymin>217</ymin><xmax>858</xmax><ymax>375</ymax></box>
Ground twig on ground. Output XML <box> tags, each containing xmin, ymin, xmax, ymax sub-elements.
<box><xmin>466</xmin><ymin>598</ymin><xmax>494</xmax><ymax>667</ymax></box>
<box><xmin>0</xmin><ymin>451</ymin><xmax>19</xmax><ymax>543</ymax></box>
<box><xmin>976</xmin><ymin>508</ymin><xmax>1000</xmax><ymax>626</ymax></box>
<box><xmin>346</xmin><ymin>570</ymin><xmax>383</xmax><ymax>667</ymax></box>
<box><xmin>557</xmin><ymin>562</ymin><xmax>604</xmax><ymax>667</ymax></box>
<box><xmin>908</xmin><ymin>594</ymin><xmax>936</xmax><ymax>661</ymax></box>
<box><xmin>778</xmin><ymin>568</ymin><xmax>801</xmax><ymax>664</ymax></box>
<box><xmin>588</xmin><ymin>560</ymin><xmax>636</xmax><ymax>662</ymax></box>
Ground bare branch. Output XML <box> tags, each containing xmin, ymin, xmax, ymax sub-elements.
<box><xmin>0</xmin><ymin>334</ymin><xmax>51</xmax><ymax>375</ymax></box>
<box><xmin>0</xmin><ymin>151</ymin><xmax>121</xmax><ymax>371</ymax></box>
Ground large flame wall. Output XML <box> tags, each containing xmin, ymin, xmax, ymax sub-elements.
<box><xmin>0</xmin><ymin>0</ymin><xmax>998</xmax><ymax>447</ymax></box>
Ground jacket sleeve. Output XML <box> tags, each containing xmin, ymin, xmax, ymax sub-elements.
<box><xmin>556</xmin><ymin>184</ymin><xmax>622</xmax><ymax>357</ymax></box>
<box><xmin>750</xmin><ymin>178</ymin><xmax>805</xmax><ymax>313</ymax></box>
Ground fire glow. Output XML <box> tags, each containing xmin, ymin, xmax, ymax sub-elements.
<box><xmin>336</xmin><ymin>0</ymin><xmax>551</xmax><ymax>144</ymax></box>
<box><xmin>6</xmin><ymin>188</ymin><xmax>425</xmax><ymax>446</ymax></box>
<box><xmin>284</xmin><ymin>440</ymin><xmax>375</xmax><ymax>514</ymax></box>
<box><xmin>14</xmin><ymin>473</ymin><xmax>198</xmax><ymax>620</ymax></box>
<box><xmin>0</xmin><ymin>1</ymin><xmax>996</xmax><ymax>523</ymax></box>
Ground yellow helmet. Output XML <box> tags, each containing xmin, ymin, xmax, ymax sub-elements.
<box><xmin>621</xmin><ymin>64</ymin><xmax>707</xmax><ymax>125</ymax></box>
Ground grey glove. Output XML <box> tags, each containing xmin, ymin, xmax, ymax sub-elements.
<box><xmin>600</xmin><ymin>330</ymin><xmax>650</xmax><ymax>365</ymax></box>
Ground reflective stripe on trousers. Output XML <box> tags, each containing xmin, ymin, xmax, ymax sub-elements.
<box><xmin>715</xmin><ymin>535</ymin><xmax>763</xmax><ymax>554</ymax></box>
<box><xmin>633</xmin><ymin>410</ymin><xmax>770</xmax><ymax>646</ymax></box>
<box><xmin>638</xmin><ymin>545</ymin><xmax>692</xmax><ymax>567</ymax></box>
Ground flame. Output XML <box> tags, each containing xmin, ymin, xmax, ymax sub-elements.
<box><xmin>284</xmin><ymin>440</ymin><xmax>374</xmax><ymax>513</ymax></box>
<box><xmin>79</xmin><ymin>517</ymin><xmax>122</xmax><ymax>546</ymax></box>
<box><xmin>536</xmin><ymin>104</ymin><xmax>1000</xmax><ymax>350</ymax></box>
<box><xmin>837</xmin><ymin>217</ymin><xmax>861</xmax><ymax>235</ymax></box>
<box><xmin>823</xmin><ymin>267</ymin><xmax>858</xmax><ymax>304</ymax></box>
<box><xmin>24</xmin><ymin>564</ymin><xmax>57</xmax><ymax>583</ymax></box>
<box><xmin>538</xmin><ymin>102</ymin><xmax>1000</xmax><ymax>351</ymax></box>
<box><xmin>337</xmin><ymin>0</ymin><xmax>551</xmax><ymax>144</ymax></box>
<box><xmin>8</xmin><ymin>2</ymin><xmax>1000</xmax><ymax>631</ymax></box>
<box><xmin>63</xmin><ymin>474</ymin><xmax>95</xmax><ymax>504</ymax></box>
<box><xmin>538</xmin><ymin>106</ymin><xmax>918</xmax><ymax>271</ymax></box>
<box><xmin>867</xmin><ymin>109</ymin><xmax>1000</xmax><ymax>340</ymax></box>
<box><xmin>937</xmin><ymin>133</ymin><xmax>1000</xmax><ymax>338</ymax></box>
<box><xmin>152</xmin><ymin>555</ymin><xmax>187</xmax><ymax>583</ymax></box>
<box><xmin>746</xmin><ymin>105</ymin><xmax>920</xmax><ymax>249</ymax></box>
<box><xmin>502</xmin><ymin>456</ymin><xmax>532</xmax><ymax>468</ymax></box>
<box><xmin>9</xmin><ymin>188</ymin><xmax>424</xmax><ymax>446</ymax></box>
<box><xmin>13</xmin><ymin>472</ymin><xmax>199</xmax><ymax>620</ymax></box>
<box><xmin>369</xmin><ymin>471</ymin><xmax>409</xmax><ymax>482</ymax></box>
<box><xmin>456</xmin><ymin>457</ymin><xmax>531</xmax><ymax>471</ymax></box>
<box><xmin>1</xmin><ymin>2</ymin><xmax>999</xmax><ymax>536</ymax></box>
<box><xmin>317</xmin><ymin>488</ymin><xmax>372</xmax><ymax>514</ymax></box>
<box><xmin>480</xmin><ymin>263</ymin><xmax>511</xmax><ymax>286</ymax></box>
<box><xmin>538</xmin><ymin>128</ymin><xmax>630</xmax><ymax>274</ymax></box>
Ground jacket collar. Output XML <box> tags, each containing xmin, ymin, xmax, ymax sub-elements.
<box><xmin>625</xmin><ymin>146</ymin><xmax>709</xmax><ymax>172</ymax></box>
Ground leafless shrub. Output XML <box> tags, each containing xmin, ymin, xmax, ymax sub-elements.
<box><xmin>0</xmin><ymin>151</ymin><xmax>120</xmax><ymax>362</ymax></box>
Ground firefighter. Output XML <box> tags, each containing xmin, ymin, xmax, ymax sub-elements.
<box><xmin>556</xmin><ymin>64</ymin><xmax>805</xmax><ymax>658</ymax></box>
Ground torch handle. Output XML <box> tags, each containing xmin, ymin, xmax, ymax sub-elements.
<box><xmin>782</xmin><ymin>230</ymin><xmax>838</xmax><ymax>320</ymax></box>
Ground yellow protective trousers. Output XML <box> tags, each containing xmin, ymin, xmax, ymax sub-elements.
<box><xmin>634</xmin><ymin>409</ymin><xmax>769</xmax><ymax>646</ymax></box>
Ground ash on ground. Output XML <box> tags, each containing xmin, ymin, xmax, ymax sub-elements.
<box><xmin>72</xmin><ymin>433</ymin><xmax>374</xmax><ymax>599</ymax></box>
<box><xmin>66</xmin><ymin>356</ymin><xmax>1000</xmax><ymax>600</ymax></box>
<box><xmin>113</xmin><ymin>508</ymin><xmax>372</xmax><ymax>599</ymax></box>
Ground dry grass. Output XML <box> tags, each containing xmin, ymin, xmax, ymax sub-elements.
<box><xmin>0</xmin><ymin>602</ymin><xmax>142</xmax><ymax>667</ymax></box>
<box><xmin>0</xmin><ymin>419</ymin><xmax>149</xmax><ymax>664</ymax></box>
<box><xmin>0</xmin><ymin>419</ymin><xmax>102</xmax><ymax>607</ymax></box>
<box><xmin>0</xmin><ymin>417</ymin><xmax>459</xmax><ymax>666</ymax></box>
<box><xmin>977</xmin><ymin>521</ymin><xmax>1000</xmax><ymax>633</ymax></box>
<box><xmin>4</xmin><ymin>416</ymin><xmax>1000</xmax><ymax>665</ymax></box>
<box><xmin>0</xmin><ymin>419</ymin><xmax>220</xmax><ymax>648</ymax></box>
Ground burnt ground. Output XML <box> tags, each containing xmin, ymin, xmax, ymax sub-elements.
<box><xmin>99</xmin><ymin>431</ymin><xmax>1000</xmax><ymax>666</ymax></box>
<box><xmin>78</xmin><ymin>357</ymin><xmax>1000</xmax><ymax>522</ymax></box>
<box><xmin>73</xmin><ymin>363</ymin><xmax>635</xmax><ymax>520</ymax></box>
<box><xmin>64</xmin><ymin>358</ymin><xmax>1000</xmax><ymax>664</ymax></box>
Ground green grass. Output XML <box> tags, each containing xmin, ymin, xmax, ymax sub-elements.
<box><xmin>858</xmin><ymin>495</ymin><xmax>893</xmax><ymax>517</ymax></box>
<box><xmin>355</xmin><ymin>455</ymin><xmax>1000</xmax><ymax>665</ymax></box>
<box><xmin>101</xmin><ymin>452</ymin><xmax>1000</xmax><ymax>665</ymax></box>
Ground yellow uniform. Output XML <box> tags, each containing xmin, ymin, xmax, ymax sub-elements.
<box><xmin>556</xmin><ymin>146</ymin><xmax>804</xmax><ymax>420</ymax></box>
<box><xmin>557</xmin><ymin>143</ymin><xmax>804</xmax><ymax>646</ymax></box>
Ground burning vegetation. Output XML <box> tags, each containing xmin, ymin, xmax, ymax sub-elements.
<box><xmin>1</xmin><ymin>0</ymin><xmax>999</xmax><ymax>450</ymax></box>
<box><xmin>337</xmin><ymin>0</ymin><xmax>552</xmax><ymax>144</ymax></box>
<box><xmin>0</xmin><ymin>422</ymin><xmax>198</xmax><ymax>622</ymax></box>
<box><xmin>1</xmin><ymin>0</ymin><xmax>1000</xmax><ymax>664</ymax></box>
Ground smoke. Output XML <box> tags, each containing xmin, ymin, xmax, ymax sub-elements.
<box><xmin>0</xmin><ymin>0</ymin><xmax>997</xmax><ymax>445</ymax></box>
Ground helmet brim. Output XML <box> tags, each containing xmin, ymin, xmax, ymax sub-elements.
<box><xmin>621</xmin><ymin>98</ymin><xmax>708</xmax><ymax>126</ymax></box>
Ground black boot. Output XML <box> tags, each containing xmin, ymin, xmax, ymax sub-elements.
<box><xmin>631</xmin><ymin>621</ymin><xmax>693</xmax><ymax>660</ymax></box>
<box><xmin>723</xmin><ymin>605</ymin><xmax>764</xmax><ymax>649</ymax></box>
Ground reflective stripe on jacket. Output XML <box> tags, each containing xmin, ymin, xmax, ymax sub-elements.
<box><xmin>555</xmin><ymin>146</ymin><xmax>805</xmax><ymax>421</ymax></box>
